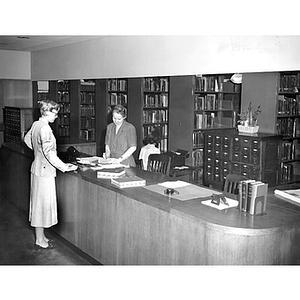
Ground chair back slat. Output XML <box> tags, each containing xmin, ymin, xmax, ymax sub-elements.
<box><xmin>147</xmin><ymin>154</ymin><xmax>171</xmax><ymax>176</ymax></box>
<box><xmin>223</xmin><ymin>174</ymin><xmax>248</xmax><ymax>200</ymax></box>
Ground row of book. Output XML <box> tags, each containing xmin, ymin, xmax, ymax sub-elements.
<box><xmin>80</xmin><ymin>92</ymin><xmax>95</xmax><ymax>104</ymax></box>
<box><xmin>277</xmin><ymin>118</ymin><xmax>300</xmax><ymax>137</ymax></box>
<box><xmin>195</xmin><ymin>96</ymin><xmax>234</xmax><ymax>111</ymax></box>
<box><xmin>238</xmin><ymin>180</ymin><xmax>268</xmax><ymax>215</ymax></box>
<box><xmin>57</xmin><ymin>91</ymin><xmax>70</xmax><ymax>103</ymax></box>
<box><xmin>80</xmin><ymin>129</ymin><xmax>95</xmax><ymax>141</ymax></box>
<box><xmin>58</xmin><ymin>80</ymin><xmax>69</xmax><ymax>91</ymax></box>
<box><xmin>144</xmin><ymin>78</ymin><xmax>169</xmax><ymax>92</ymax></box>
<box><xmin>143</xmin><ymin>124</ymin><xmax>168</xmax><ymax>139</ymax></box>
<box><xmin>144</xmin><ymin>94</ymin><xmax>168</xmax><ymax>107</ymax></box>
<box><xmin>281</xmin><ymin>141</ymin><xmax>297</xmax><ymax>161</ymax></box>
<box><xmin>58</xmin><ymin>115</ymin><xmax>70</xmax><ymax>126</ymax></box>
<box><xmin>80</xmin><ymin>105</ymin><xmax>95</xmax><ymax>117</ymax></box>
<box><xmin>192</xmin><ymin>131</ymin><xmax>204</xmax><ymax>148</ymax></box>
<box><xmin>195</xmin><ymin>112</ymin><xmax>217</xmax><ymax>129</ymax></box>
<box><xmin>37</xmin><ymin>92</ymin><xmax>49</xmax><ymax>101</ymax></box>
<box><xmin>281</xmin><ymin>163</ymin><xmax>294</xmax><ymax>182</ymax></box>
<box><xmin>143</xmin><ymin>110</ymin><xmax>168</xmax><ymax>124</ymax></box>
<box><xmin>191</xmin><ymin>149</ymin><xmax>203</xmax><ymax>167</ymax></box>
<box><xmin>195</xmin><ymin>75</ymin><xmax>240</xmax><ymax>93</ymax></box>
<box><xmin>107</xmin><ymin>79</ymin><xmax>127</xmax><ymax>92</ymax></box>
<box><xmin>80</xmin><ymin>116</ymin><xmax>95</xmax><ymax>129</ymax></box>
<box><xmin>194</xmin><ymin>94</ymin><xmax>218</xmax><ymax>110</ymax></box>
<box><xmin>109</xmin><ymin>93</ymin><xmax>128</xmax><ymax>106</ymax></box>
<box><xmin>277</xmin><ymin>95</ymin><xmax>300</xmax><ymax>115</ymax></box>
<box><xmin>279</xmin><ymin>73</ymin><xmax>300</xmax><ymax>92</ymax></box>
<box><xmin>157</xmin><ymin>138</ymin><xmax>168</xmax><ymax>152</ymax></box>
<box><xmin>58</xmin><ymin>125</ymin><xmax>70</xmax><ymax>137</ymax></box>
<box><xmin>59</xmin><ymin>103</ymin><xmax>70</xmax><ymax>114</ymax></box>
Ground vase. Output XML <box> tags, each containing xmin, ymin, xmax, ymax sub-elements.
<box><xmin>237</xmin><ymin>125</ymin><xmax>259</xmax><ymax>134</ymax></box>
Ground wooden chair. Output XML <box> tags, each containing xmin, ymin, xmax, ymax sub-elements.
<box><xmin>223</xmin><ymin>174</ymin><xmax>248</xmax><ymax>200</ymax></box>
<box><xmin>147</xmin><ymin>153</ymin><xmax>171</xmax><ymax>176</ymax></box>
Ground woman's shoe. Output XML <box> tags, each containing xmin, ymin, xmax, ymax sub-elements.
<box><xmin>34</xmin><ymin>242</ymin><xmax>55</xmax><ymax>250</ymax></box>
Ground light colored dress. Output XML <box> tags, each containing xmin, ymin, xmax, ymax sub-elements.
<box><xmin>139</xmin><ymin>144</ymin><xmax>161</xmax><ymax>170</ymax></box>
<box><xmin>24</xmin><ymin>118</ymin><xmax>68</xmax><ymax>228</ymax></box>
<box><xmin>105</xmin><ymin>120</ymin><xmax>137</xmax><ymax>167</ymax></box>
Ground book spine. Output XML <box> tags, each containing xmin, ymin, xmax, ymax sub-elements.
<box><xmin>241</xmin><ymin>180</ymin><xmax>247</xmax><ymax>211</ymax></box>
<box><xmin>246</xmin><ymin>182</ymin><xmax>253</xmax><ymax>213</ymax></box>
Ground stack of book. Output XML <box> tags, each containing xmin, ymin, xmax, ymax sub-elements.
<box><xmin>111</xmin><ymin>176</ymin><xmax>146</xmax><ymax>188</ymax></box>
<box><xmin>96</xmin><ymin>167</ymin><xmax>126</xmax><ymax>179</ymax></box>
<box><xmin>238</xmin><ymin>180</ymin><xmax>268</xmax><ymax>215</ymax></box>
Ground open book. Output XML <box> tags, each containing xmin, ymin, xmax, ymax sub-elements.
<box><xmin>274</xmin><ymin>189</ymin><xmax>300</xmax><ymax>205</ymax></box>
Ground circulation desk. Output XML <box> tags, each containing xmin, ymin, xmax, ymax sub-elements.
<box><xmin>1</xmin><ymin>145</ymin><xmax>300</xmax><ymax>265</ymax></box>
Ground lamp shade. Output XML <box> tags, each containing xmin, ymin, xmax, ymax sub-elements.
<box><xmin>230</xmin><ymin>73</ymin><xmax>242</xmax><ymax>84</ymax></box>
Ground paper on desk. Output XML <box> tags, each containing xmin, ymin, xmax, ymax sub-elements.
<box><xmin>76</xmin><ymin>156</ymin><xmax>100</xmax><ymax>165</ymax></box>
<box><xmin>201</xmin><ymin>198</ymin><xmax>239</xmax><ymax>210</ymax></box>
<box><xmin>158</xmin><ymin>180</ymin><xmax>191</xmax><ymax>188</ymax></box>
<box><xmin>91</xmin><ymin>163</ymin><xmax>128</xmax><ymax>170</ymax></box>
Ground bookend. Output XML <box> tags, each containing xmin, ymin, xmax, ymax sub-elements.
<box><xmin>238</xmin><ymin>180</ymin><xmax>268</xmax><ymax>216</ymax></box>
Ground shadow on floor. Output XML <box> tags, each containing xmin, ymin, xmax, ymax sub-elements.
<box><xmin>0</xmin><ymin>196</ymin><xmax>98</xmax><ymax>265</ymax></box>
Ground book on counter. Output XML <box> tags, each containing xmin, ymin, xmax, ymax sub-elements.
<box><xmin>111</xmin><ymin>176</ymin><xmax>146</xmax><ymax>188</ymax></box>
<box><xmin>274</xmin><ymin>188</ymin><xmax>300</xmax><ymax>206</ymax></box>
<box><xmin>96</xmin><ymin>167</ymin><xmax>126</xmax><ymax>178</ymax></box>
<box><xmin>238</xmin><ymin>179</ymin><xmax>268</xmax><ymax>215</ymax></box>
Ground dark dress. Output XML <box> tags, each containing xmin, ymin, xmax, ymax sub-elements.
<box><xmin>105</xmin><ymin>120</ymin><xmax>137</xmax><ymax>167</ymax></box>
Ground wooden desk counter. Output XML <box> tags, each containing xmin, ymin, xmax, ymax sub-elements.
<box><xmin>2</xmin><ymin>145</ymin><xmax>300</xmax><ymax>265</ymax></box>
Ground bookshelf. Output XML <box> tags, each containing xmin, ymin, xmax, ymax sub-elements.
<box><xmin>79</xmin><ymin>80</ymin><xmax>96</xmax><ymax>142</ymax></box>
<box><xmin>56</xmin><ymin>80</ymin><xmax>71</xmax><ymax>140</ymax></box>
<box><xmin>278</xmin><ymin>71</ymin><xmax>300</xmax><ymax>184</ymax></box>
<box><xmin>142</xmin><ymin>77</ymin><xmax>169</xmax><ymax>152</ymax></box>
<box><xmin>107</xmin><ymin>78</ymin><xmax>128</xmax><ymax>122</ymax></box>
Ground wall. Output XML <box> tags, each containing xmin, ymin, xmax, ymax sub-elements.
<box><xmin>0</xmin><ymin>50</ymin><xmax>31</xmax><ymax>80</ymax></box>
<box><xmin>31</xmin><ymin>36</ymin><xmax>300</xmax><ymax>81</ymax></box>
<box><xmin>0</xmin><ymin>79</ymin><xmax>32</xmax><ymax>146</ymax></box>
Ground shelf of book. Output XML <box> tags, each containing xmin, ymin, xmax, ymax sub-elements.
<box><xmin>107</xmin><ymin>78</ymin><xmax>128</xmax><ymax>108</ymax></box>
<box><xmin>56</xmin><ymin>80</ymin><xmax>71</xmax><ymax>139</ymax></box>
<box><xmin>79</xmin><ymin>80</ymin><xmax>96</xmax><ymax>142</ymax></box>
<box><xmin>278</xmin><ymin>71</ymin><xmax>300</xmax><ymax>184</ymax></box>
<box><xmin>142</xmin><ymin>77</ymin><xmax>169</xmax><ymax>152</ymax></box>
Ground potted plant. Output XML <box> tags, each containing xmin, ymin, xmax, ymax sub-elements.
<box><xmin>237</xmin><ymin>102</ymin><xmax>261</xmax><ymax>133</ymax></box>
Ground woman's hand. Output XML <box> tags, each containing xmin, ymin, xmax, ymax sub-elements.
<box><xmin>108</xmin><ymin>158</ymin><xmax>123</xmax><ymax>164</ymax></box>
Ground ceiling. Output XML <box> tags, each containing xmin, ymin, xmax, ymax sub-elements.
<box><xmin>0</xmin><ymin>35</ymin><xmax>101</xmax><ymax>52</ymax></box>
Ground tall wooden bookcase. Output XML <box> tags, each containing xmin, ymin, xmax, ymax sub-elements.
<box><xmin>128</xmin><ymin>76</ymin><xmax>170</xmax><ymax>156</ymax></box>
<box><xmin>169</xmin><ymin>74</ymin><xmax>241</xmax><ymax>184</ymax></box>
<box><xmin>242</xmin><ymin>72</ymin><xmax>300</xmax><ymax>185</ymax></box>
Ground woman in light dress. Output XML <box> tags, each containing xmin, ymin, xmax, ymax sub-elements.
<box><xmin>24</xmin><ymin>100</ymin><xmax>77</xmax><ymax>250</ymax></box>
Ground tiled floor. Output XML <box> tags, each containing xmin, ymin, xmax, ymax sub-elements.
<box><xmin>0</xmin><ymin>195</ymin><xmax>98</xmax><ymax>265</ymax></box>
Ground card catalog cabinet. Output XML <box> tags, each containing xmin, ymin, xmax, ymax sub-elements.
<box><xmin>203</xmin><ymin>129</ymin><xmax>281</xmax><ymax>190</ymax></box>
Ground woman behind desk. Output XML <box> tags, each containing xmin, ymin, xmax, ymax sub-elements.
<box><xmin>104</xmin><ymin>104</ymin><xmax>137</xmax><ymax>167</ymax></box>
<box><xmin>138</xmin><ymin>129</ymin><xmax>161</xmax><ymax>170</ymax></box>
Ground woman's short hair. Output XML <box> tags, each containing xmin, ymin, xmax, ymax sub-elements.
<box><xmin>143</xmin><ymin>129</ymin><xmax>161</xmax><ymax>145</ymax></box>
<box><xmin>113</xmin><ymin>104</ymin><xmax>127</xmax><ymax>118</ymax></box>
<box><xmin>38</xmin><ymin>100</ymin><xmax>60</xmax><ymax>116</ymax></box>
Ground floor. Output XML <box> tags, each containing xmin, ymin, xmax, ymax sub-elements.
<box><xmin>0</xmin><ymin>194</ymin><xmax>99</xmax><ymax>265</ymax></box>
